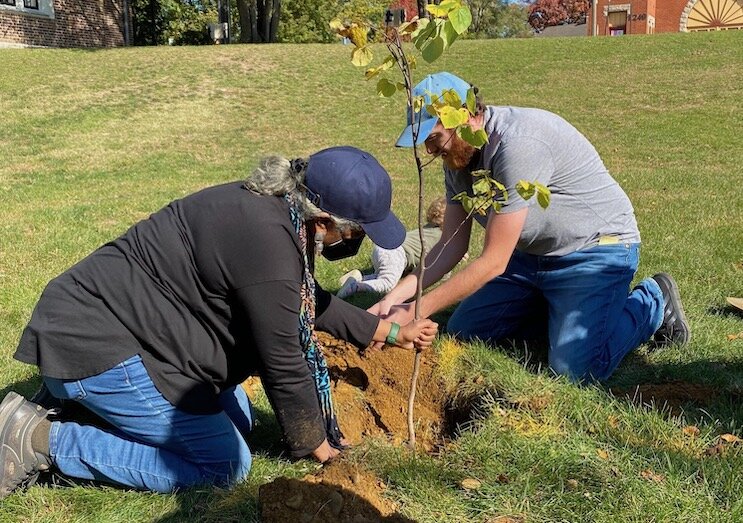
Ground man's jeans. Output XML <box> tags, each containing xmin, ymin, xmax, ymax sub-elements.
<box><xmin>44</xmin><ymin>354</ymin><xmax>253</xmax><ymax>492</ymax></box>
<box><xmin>447</xmin><ymin>244</ymin><xmax>664</xmax><ymax>381</ymax></box>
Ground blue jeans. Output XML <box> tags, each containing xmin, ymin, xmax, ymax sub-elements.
<box><xmin>44</xmin><ymin>354</ymin><xmax>253</xmax><ymax>492</ymax></box>
<box><xmin>447</xmin><ymin>244</ymin><xmax>664</xmax><ymax>381</ymax></box>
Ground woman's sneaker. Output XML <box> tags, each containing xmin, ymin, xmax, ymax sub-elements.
<box><xmin>651</xmin><ymin>273</ymin><xmax>691</xmax><ymax>348</ymax></box>
<box><xmin>0</xmin><ymin>392</ymin><xmax>53</xmax><ymax>499</ymax></box>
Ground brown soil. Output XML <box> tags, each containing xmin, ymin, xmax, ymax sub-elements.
<box><xmin>254</xmin><ymin>332</ymin><xmax>450</xmax><ymax>522</ymax></box>
<box><xmin>316</xmin><ymin>331</ymin><xmax>447</xmax><ymax>450</ymax></box>
<box><xmin>611</xmin><ymin>380</ymin><xmax>720</xmax><ymax>415</ymax></box>
<box><xmin>259</xmin><ymin>460</ymin><xmax>415</xmax><ymax>523</ymax></box>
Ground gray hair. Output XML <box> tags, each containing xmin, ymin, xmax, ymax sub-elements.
<box><xmin>245</xmin><ymin>155</ymin><xmax>362</xmax><ymax>233</ymax></box>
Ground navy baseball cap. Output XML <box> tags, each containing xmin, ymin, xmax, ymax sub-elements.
<box><xmin>304</xmin><ymin>146</ymin><xmax>406</xmax><ymax>250</ymax></box>
<box><xmin>396</xmin><ymin>72</ymin><xmax>471</xmax><ymax>148</ymax></box>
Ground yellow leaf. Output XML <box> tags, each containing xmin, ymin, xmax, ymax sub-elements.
<box><xmin>438</xmin><ymin>106</ymin><xmax>469</xmax><ymax>129</ymax></box>
<box><xmin>459</xmin><ymin>478</ymin><xmax>481</xmax><ymax>490</ymax></box>
<box><xmin>726</xmin><ymin>332</ymin><xmax>743</xmax><ymax>341</ymax></box>
<box><xmin>608</xmin><ymin>416</ymin><xmax>619</xmax><ymax>428</ymax></box>
<box><xmin>351</xmin><ymin>46</ymin><xmax>373</xmax><ymax>67</ymax></box>
<box><xmin>640</xmin><ymin>469</ymin><xmax>665</xmax><ymax>483</ymax></box>
<box><xmin>329</xmin><ymin>18</ymin><xmax>344</xmax><ymax>30</ymax></box>
<box><xmin>348</xmin><ymin>24</ymin><xmax>368</xmax><ymax>47</ymax></box>
<box><xmin>596</xmin><ymin>449</ymin><xmax>609</xmax><ymax>460</ymax></box>
<box><xmin>682</xmin><ymin>425</ymin><xmax>700</xmax><ymax>438</ymax></box>
<box><xmin>720</xmin><ymin>433</ymin><xmax>741</xmax><ymax>444</ymax></box>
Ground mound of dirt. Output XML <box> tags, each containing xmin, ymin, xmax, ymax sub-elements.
<box><xmin>317</xmin><ymin>331</ymin><xmax>447</xmax><ymax>450</ymax></box>
<box><xmin>611</xmin><ymin>380</ymin><xmax>720</xmax><ymax>415</ymax></box>
<box><xmin>259</xmin><ymin>460</ymin><xmax>415</xmax><ymax>523</ymax></box>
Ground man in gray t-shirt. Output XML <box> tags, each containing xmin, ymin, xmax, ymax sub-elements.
<box><xmin>371</xmin><ymin>72</ymin><xmax>690</xmax><ymax>382</ymax></box>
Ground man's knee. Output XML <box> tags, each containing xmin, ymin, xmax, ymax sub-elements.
<box><xmin>549</xmin><ymin>353</ymin><xmax>610</xmax><ymax>383</ymax></box>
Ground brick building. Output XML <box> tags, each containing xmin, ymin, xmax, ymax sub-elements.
<box><xmin>587</xmin><ymin>0</ymin><xmax>743</xmax><ymax>35</ymax></box>
<box><xmin>0</xmin><ymin>0</ymin><xmax>129</xmax><ymax>48</ymax></box>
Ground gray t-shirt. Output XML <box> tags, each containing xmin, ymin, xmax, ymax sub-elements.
<box><xmin>445</xmin><ymin>106</ymin><xmax>640</xmax><ymax>256</ymax></box>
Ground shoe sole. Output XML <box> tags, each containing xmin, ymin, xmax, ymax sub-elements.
<box><xmin>656</xmin><ymin>273</ymin><xmax>691</xmax><ymax>345</ymax></box>
<box><xmin>0</xmin><ymin>392</ymin><xmax>27</xmax><ymax>499</ymax></box>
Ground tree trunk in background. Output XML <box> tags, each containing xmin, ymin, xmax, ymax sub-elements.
<box><xmin>417</xmin><ymin>0</ymin><xmax>426</xmax><ymax>18</ymax></box>
<box><xmin>237</xmin><ymin>0</ymin><xmax>273</xmax><ymax>43</ymax></box>
<box><xmin>269</xmin><ymin>0</ymin><xmax>281</xmax><ymax>42</ymax></box>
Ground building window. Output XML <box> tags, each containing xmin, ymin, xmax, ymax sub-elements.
<box><xmin>608</xmin><ymin>11</ymin><xmax>628</xmax><ymax>35</ymax></box>
<box><xmin>0</xmin><ymin>0</ymin><xmax>53</xmax><ymax>17</ymax></box>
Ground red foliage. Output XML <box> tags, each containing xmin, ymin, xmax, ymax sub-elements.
<box><xmin>528</xmin><ymin>0</ymin><xmax>588</xmax><ymax>29</ymax></box>
<box><xmin>389</xmin><ymin>0</ymin><xmax>419</xmax><ymax>21</ymax></box>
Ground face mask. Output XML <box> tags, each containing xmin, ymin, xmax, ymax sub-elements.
<box><xmin>321</xmin><ymin>235</ymin><xmax>364</xmax><ymax>261</ymax></box>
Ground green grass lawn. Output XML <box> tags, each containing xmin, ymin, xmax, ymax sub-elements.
<box><xmin>1</xmin><ymin>31</ymin><xmax>742</xmax><ymax>522</ymax></box>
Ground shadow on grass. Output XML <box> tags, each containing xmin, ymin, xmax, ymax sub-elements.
<box><xmin>606</xmin><ymin>357</ymin><xmax>743</xmax><ymax>431</ymax></box>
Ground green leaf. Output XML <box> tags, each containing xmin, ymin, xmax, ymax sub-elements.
<box><xmin>535</xmin><ymin>183</ymin><xmax>551</xmax><ymax>208</ymax></box>
<box><xmin>411</xmin><ymin>18</ymin><xmax>434</xmax><ymax>49</ymax></box>
<box><xmin>458</xmin><ymin>125</ymin><xmax>488</xmax><ymax>148</ymax></box>
<box><xmin>466</xmin><ymin>88</ymin><xmax>476</xmax><ymax>115</ymax></box>
<box><xmin>441</xmin><ymin>20</ymin><xmax>459</xmax><ymax>49</ymax></box>
<box><xmin>449</xmin><ymin>5</ymin><xmax>472</xmax><ymax>34</ymax></box>
<box><xmin>421</xmin><ymin>35</ymin><xmax>445</xmax><ymax>63</ymax></box>
<box><xmin>439</xmin><ymin>106</ymin><xmax>469</xmax><ymax>129</ymax></box>
<box><xmin>351</xmin><ymin>46</ymin><xmax>373</xmax><ymax>67</ymax></box>
<box><xmin>516</xmin><ymin>180</ymin><xmax>536</xmax><ymax>200</ymax></box>
<box><xmin>376</xmin><ymin>77</ymin><xmax>397</xmax><ymax>97</ymax></box>
<box><xmin>472</xmin><ymin>177</ymin><xmax>491</xmax><ymax>195</ymax></box>
<box><xmin>406</xmin><ymin>54</ymin><xmax>417</xmax><ymax>70</ymax></box>
<box><xmin>396</xmin><ymin>82</ymin><xmax>406</xmax><ymax>92</ymax></box>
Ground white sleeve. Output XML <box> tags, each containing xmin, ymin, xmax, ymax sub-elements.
<box><xmin>357</xmin><ymin>246</ymin><xmax>406</xmax><ymax>294</ymax></box>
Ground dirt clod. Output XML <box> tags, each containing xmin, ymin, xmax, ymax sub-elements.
<box><xmin>259</xmin><ymin>461</ymin><xmax>415</xmax><ymax>523</ymax></box>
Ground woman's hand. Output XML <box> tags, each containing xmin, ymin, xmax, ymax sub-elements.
<box><xmin>311</xmin><ymin>439</ymin><xmax>341</xmax><ymax>463</ymax></box>
<box><xmin>396</xmin><ymin>318</ymin><xmax>439</xmax><ymax>350</ymax></box>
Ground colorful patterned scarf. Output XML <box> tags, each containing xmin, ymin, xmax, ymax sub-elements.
<box><xmin>285</xmin><ymin>192</ymin><xmax>345</xmax><ymax>449</ymax></box>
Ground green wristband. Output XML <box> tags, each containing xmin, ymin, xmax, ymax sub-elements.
<box><xmin>385</xmin><ymin>322</ymin><xmax>400</xmax><ymax>345</ymax></box>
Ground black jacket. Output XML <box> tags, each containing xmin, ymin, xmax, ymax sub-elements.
<box><xmin>15</xmin><ymin>182</ymin><xmax>378</xmax><ymax>457</ymax></box>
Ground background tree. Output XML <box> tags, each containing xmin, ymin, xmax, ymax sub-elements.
<box><xmin>130</xmin><ymin>0</ymin><xmax>218</xmax><ymax>45</ymax></box>
<box><xmin>528</xmin><ymin>0</ymin><xmax>588</xmax><ymax>30</ymax></box>
<box><xmin>236</xmin><ymin>0</ymin><xmax>281</xmax><ymax>42</ymax></box>
<box><xmin>466</xmin><ymin>0</ymin><xmax>532</xmax><ymax>38</ymax></box>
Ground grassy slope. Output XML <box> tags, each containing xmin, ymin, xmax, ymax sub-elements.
<box><xmin>0</xmin><ymin>31</ymin><xmax>742</xmax><ymax>522</ymax></box>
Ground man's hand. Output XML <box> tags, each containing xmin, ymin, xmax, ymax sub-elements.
<box><xmin>368</xmin><ymin>297</ymin><xmax>396</xmax><ymax>318</ymax></box>
<box><xmin>311</xmin><ymin>439</ymin><xmax>340</xmax><ymax>463</ymax></box>
<box><xmin>384</xmin><ymin>302</ymin><xmax>416</xmax><ymax>326</ymax></box>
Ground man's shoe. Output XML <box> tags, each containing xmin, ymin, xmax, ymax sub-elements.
<box><xmin>651</xmin><ymin>273</ymin><xmax>691</xmax><ymax>348</ymax></box>
<box><xmin>0</xmin><ymin>392</ymin><xmax>53</xmax><ymax>499</ymax></box>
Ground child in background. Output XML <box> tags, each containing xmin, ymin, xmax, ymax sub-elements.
<box><xmin>337</xmin><ymin>198</ymin><xmax>448</xmax><ymax>298</ymax></box>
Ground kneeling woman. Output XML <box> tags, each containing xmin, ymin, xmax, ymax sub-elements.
<box><xmin>1</xmin><ymin>146</ymin><xmax>437</xmax><ymax>497</ymax></box>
